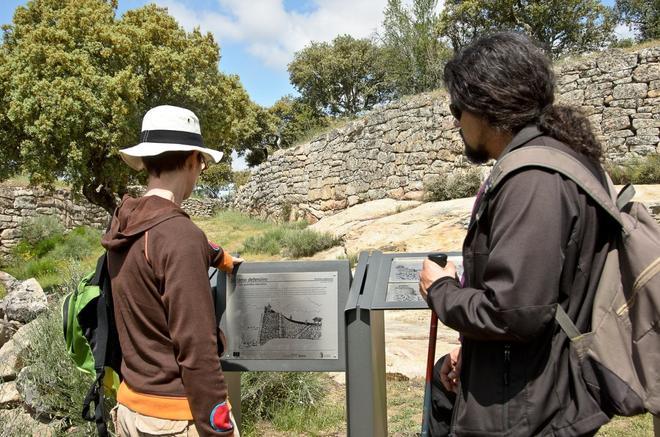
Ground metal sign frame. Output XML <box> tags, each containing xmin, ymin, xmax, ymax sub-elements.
<box><xmin>211</xmin><ymin>260</ymin><xmax>351</xmax><ymax>372</ymax></box>
<box><xmin>369</xmin><ymin>251</ymin><xmax>463</xmax><ymax>310</ymax></box>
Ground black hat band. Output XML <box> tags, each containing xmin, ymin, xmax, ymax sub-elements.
<box><xmin>140</xmin><ymin>130</ymin><xmax>204</xmax><ymax>147</ymax></box>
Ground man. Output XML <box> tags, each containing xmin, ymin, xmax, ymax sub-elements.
<box><xmin>102</xmin><ymin>105</ymin><xmax>241</xmax><ymax>436</ymax></box>
<box><xmin>419</xmin><ymin>33</ymin><xmax>612</xmax><ymax>436</ymax></box>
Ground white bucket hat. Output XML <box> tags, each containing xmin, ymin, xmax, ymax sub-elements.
<box><xmin>119</xmin><ymin>105</ymin><xmax>223</xmax><ymax>171</ymax></box>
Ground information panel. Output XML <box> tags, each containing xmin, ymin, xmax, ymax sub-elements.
<box><xmin>225</xmin><ymin>271</ymin><xmax>339</xmax><ymax>360</ymax></box>
<box><xmin>214</xmin><ymin>260</ymin><xmax>350</xmax><ymax>372</ymax></box>
<box><xmin>369</xmin><ymin>252</ymin><xmax>463</xmax><ymax>310</ymax></box>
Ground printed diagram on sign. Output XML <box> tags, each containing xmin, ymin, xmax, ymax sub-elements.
<box><xmin>224</xmin><ymin>271</ymin><xmax>338</xmax><ymax>360</ymax></box>
<box><xmin>258</xmin><ymin>303</ymin><xmax>322</xmax><ymax>345</ymax></box>
<box><xmin>386</xmin><ymin>256</ymin><xmax>464</xmax><ymax>303</ymax></box>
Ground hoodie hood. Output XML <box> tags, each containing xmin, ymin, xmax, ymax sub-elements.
<box><xmin>102</xmin><ymin>195</ymin><xmax>189</xmax><ymax>251</ymax></box>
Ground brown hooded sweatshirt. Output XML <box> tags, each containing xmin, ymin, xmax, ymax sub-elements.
<box><xmin>102</xmin><ymin>195</ymin><xmax>231</xmax><ymax>436</ymax></box>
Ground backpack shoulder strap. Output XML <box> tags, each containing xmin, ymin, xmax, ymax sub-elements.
<box><xmin>489</xmin><ymin>145</ymin><xmax>625</xmax><ymax>229</ymax></box>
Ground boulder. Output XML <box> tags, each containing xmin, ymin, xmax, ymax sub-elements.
<box><xmin>0</xmin><ymin>319</ymin><xmax>21</xmax><ymax>349</ymax></box>
<box><xmin>0</xmin><ymin>408</ymin><xmax>55</xmax><ymax>436</ymax></box>
<box><xmin>16</xmin><ymin>367</ymin><xmax>56</xmax><ymax>421</ymax></box>
<box><xmin>0</xmin><ymin>322</ymin><xmax>35</xmax><ymax>382</ymax></box>
<box><xmin>0</xmin><ymin>278</ymin><xmax>48</xmax><ymax>324</ymax></box>
<box><xmin>0</xmin><ymin>381</ymin><xmax>21</xmax><ymax>408</ymax></box>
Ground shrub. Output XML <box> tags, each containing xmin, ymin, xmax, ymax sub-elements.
<box><xmin>425</xmin><ymin>168</ymin><xmax>483</xmax><ymax>201</ymax></box>
<box><xmin>19</xmin><ymin>215</ymin><xmax>65</xmax><ymax>247</ymax></box>
<box><xmin>240</xmin><ymin>225</ymin><xmax>339</xmax><ymax>258</ymax></box>
<box><xmin>49</xmin><ymin>227</ymin><xmax>101</xmax><ymax>261</ymax></box>
<box><xmin>281</xmin><ymin>229</ymin><xmax>340</xmax><ymax>258</ymax></box>
<box><xmin>240</xmin><ymin>372</ymin><xmax>326</xmax><ymax>431</ymax></box>
<box><xmin>606</xmin><ymin>154</ymin><xmax>660</xmax><ymax>185</ymax></box>
<box><xmin>18</xmin><ymin>303</ymin><xmax>111</xmax><ymax>435</ymax></box>
<box><xmin>241</xmin><ymin>228</ymin><xmax>288</xmax><ymax>255</ymax></box>
<box><xmin>24</xmin><ymin>257</ymin><xmax>62</xmax><ymax>278</ymax></box>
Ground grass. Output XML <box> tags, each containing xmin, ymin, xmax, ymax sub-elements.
<box><xmin>0</xmin><ymin>282</ymin><xmax>6</xmax><ymax>300</ymax></box>
<box><xmin>606</xmin><ymin>154</ymin><xmax>660</xmax><ymax>185</ymax></box>
<box><xmin>195</xmin><ymin>211</ymin><xmax>339</xmax><ymax>260</ymax></box>
<box><xmin>2</xmin><ymin>222</ymin><xmax>102</xmax><ymax>293</ymax></box>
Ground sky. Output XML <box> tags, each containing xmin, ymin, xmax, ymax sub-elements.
<box><xmin>0</xmin><ymin>0</ymin><xmax>631</xmax><ymax>109</ymax></box>
<box><xmin>0</xmin><ymin>0</ymin><xmax>633</xmax><ymax>170</ymax></box>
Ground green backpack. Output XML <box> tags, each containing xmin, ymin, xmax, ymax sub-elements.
<box><xmin>62</xmin><ymin>253</ymin><xmax>121</xmax><ymax>437</ymax></box>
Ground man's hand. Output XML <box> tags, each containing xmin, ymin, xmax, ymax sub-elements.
<box><xmin>440</xmin><ymin>346</ymin><xmax>462</xmax><ymax>393</ymax></box>
<box><xmin>419</xmin><ymin>259</ymin><xmax>456</xmax><ymax>302</ymax></box>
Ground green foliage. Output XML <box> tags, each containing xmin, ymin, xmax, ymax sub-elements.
<box><xmin>19</xmin><ymin>215</ymin><xmax>65</xmax><ymax>248</ymax></box>
<box><xmin>232</xmin><ymin>170</ymin><xmax>251</xmax><ymax>189</ymax></box>
<box><xmin>425</xmin><ymin>168</ymin><xmax>483</xmax><ymax>201</ymax></box>
<box><xmin>280</xmin><ymin>229</ymin><xmax>340</xmax><ymax>258</ymax></box>
<box><xmin>606</xmin><ymin>154</ymin><xmax>660</xmax><ymax>184</ymax></box>
<box><xmin>438</xmin><ymin>0</ymin><xmax>618</xmax><ymax>58</ymax></box>
<box><xmin>4</xmin><ymin>223</ymin><xmax>101</xmax><ymax>292</ymax></box>
<box><xmin>0</xmin><ymin>0</ymin><xmax>270</xmax><ymax>213</ymax></box>
<box><xmin>380</xmin><ymin>0</ymin><xmax>451</xmax><ymax>96</ymax></box>
<box><xmin>268</xmin><ymin>95</ymin><xmax>328</xmax><ymax>149</ymax></box>
<box><xmin>18</xmin><ymin>303</ymin><xmax>109</xmax><ymax>435</ymax></box>
<box><xmin>269</xmin><ymin>402</ymin><xmax>345</xmax><ymax>434</ymax></box>
<box><xmin>616</xmin><ymin>0</ymin><xmax>660</xmax><ymax>41</ymax></box>
<box><xmin>240</xmin><ymin>372</ymin><xmax>326</xmax><ymax>432</ymax></box>
<box><xmin>240</xmin><ymin>223</ymin><xmax>338</xmax><ymax>259</ymax></box>
<box><xmin>288</xmin><ymin>35</ymin><xmax>393</xmax><ymax>116</ymax></box>
<box><xmin>197</xmin><ymin>162</ymin><xmax>233</xmax><ymax>197</ymax></box>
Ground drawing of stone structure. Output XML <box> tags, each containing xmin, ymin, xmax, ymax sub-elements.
<box><xmin>258</xmin><ymin>304</ymin><xmax>322</xmax><ymax>345</ymax></box>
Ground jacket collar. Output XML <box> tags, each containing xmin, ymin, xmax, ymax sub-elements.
<box><xmin>497</xmin><ymin>125</ymin><xmax>544</xmax><ymax>161</ymax></box>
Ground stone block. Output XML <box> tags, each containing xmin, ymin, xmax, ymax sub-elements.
<box><xmin>609</xmin><ymin>99</ymin><xmax>642</xmax><ymax>108</ymax></box>
<box><xmin>626</xmin><ymin>136</ymin><xmax>660</xmax><ymax>147</ymax></box>
<box><xmin>603</xmin><ymin>116</ymin><xmax>631</xmax><ymax>132</ymax></box>
<box><xmin>638</xmin><ymin>128</ymin><xmax>659</xmax><ymax>136</ymax></box>
<box><xmin>632</xmin><ymin>118</ymin><xmax>660</xmax><ymax>129</ymax></box>
<box><xmin>610</xmin><ymin>129</ymin><xmax>634</xmax><ymax>138</ymax></box>
<box><xmin>596</xmin><ymin>54</ymin><xmax>638</xmax><ymax>72</ymax></box>
<box><xmin>633</xmin><ymin>64</ymin><xmax>660</xmax><ymax>82</ymax></box>
<box><xmin>0</xmin><ymin>381</ymin><xmax>20</xmax><ymax>408</ymax></box>
<box><xmin>558</xmin><ymin>89</ymin><xmax>584</xmax><ymax>105</ymax></box>
<box><xmin>612</xmin><ymin>83</ymin><xmax>648</xmax><ymax>99</ymax></box>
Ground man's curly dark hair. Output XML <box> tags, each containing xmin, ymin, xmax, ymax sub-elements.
<box><xmin>443</xmin><ymin>32</ymin><xmax>603</xmax><ymax>161</ymax></box>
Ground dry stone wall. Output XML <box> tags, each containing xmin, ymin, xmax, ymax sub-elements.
<box><xmin>234</xmin><ymin>46</ymin><xmax>660</xmax><ymax>221</ymax></box>
<box><xmin>0</xmin><ymin>187</ymin><xmax>108</xmax><ymax>258</ymax></box>
<box><xmin>0</xmin><ymin>186</ymin><xmax>225</xmax><ymax>258</ymax></box>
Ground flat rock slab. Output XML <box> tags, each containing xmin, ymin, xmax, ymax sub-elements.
<box><xmin>0</xmin><ymin>381</ymin><xmax>20</xmax><ymax>407</ymax></box>
<box><xmin>384</xmin><ymin>310</ymin><xmax>459</xmax><ymax>379</ymax></box>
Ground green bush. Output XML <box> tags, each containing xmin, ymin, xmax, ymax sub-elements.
<box><xmin>241</xmin><ymin>228</ymin><xmax>288</xmax><ymax>255</ymax></box>
<box><xmin>24</xmin><ymin>257</ymin><xmax>62</xmax><ymax>278</ymax></box>
<box><xmin>425</xmin><ymin>168</ymin><xmax>483</xmax><ymax>202</ymax></box>
<box><xmin>18</xmin><ymin>303</ymin><xmax>110</xmax><ymax>435</ymax></box>
<box><xmin>240</xmin><ymin>372</ymin><xmax>326</xmax><ymax>431</ymax></box>
<box><xmin>606</xmin><ymin>154</ymin><xmax>660</xmax><ymax>185</ymax></box>
<box><xmin>49</xmin><ymin>227</ymin><xmax>101</xmax><ymax>261</ymax></box>
<box><xmin>281</xmin><ymin>229</ymin><xmax>340</xmax><ymax>258</ymax></box>
<box><xmin>240</xmin><ymin>225</ymin><xmax>339</xmax><ymax>258</ymax></box>
<box><xmin>19</xmin><ymin>215</ymin><xmax>65</xmax><ymax>247</ymax></box>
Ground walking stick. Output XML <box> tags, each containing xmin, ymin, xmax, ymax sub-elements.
<box><xmin>421</xmin><ymin>254</ymin><xmax>447</xmax><ymax>436</ymax></box>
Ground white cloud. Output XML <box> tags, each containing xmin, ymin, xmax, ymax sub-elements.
<box><xmin>155</xmin><ymin>0</ymin><xmax>390</xmax><ymax>70</ymax></box>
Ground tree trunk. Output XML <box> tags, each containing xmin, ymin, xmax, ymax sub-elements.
<box><xmin>82</xmin><ymin>180</ymin><xmax>118</xmax><ymax>216</ymax></box>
